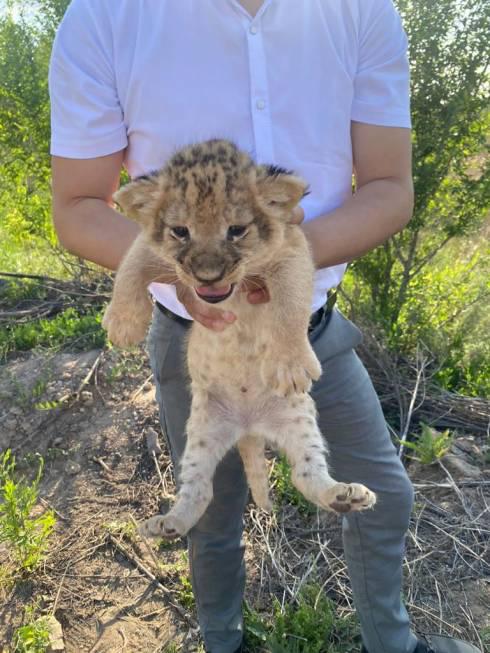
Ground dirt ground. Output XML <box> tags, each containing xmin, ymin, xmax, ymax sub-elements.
<box><xmin>0</xmin><ymin>346</ymin><xmax>488</xmax><ymax>652</ymax></box>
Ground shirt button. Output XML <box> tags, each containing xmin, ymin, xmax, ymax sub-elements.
<box><xmin>256</xmin><ymin>99</ymin><xmax>266</xmax><ymax>110</ymax></box>
<box><xmin>249</xmin><ymin>25</ymin><xmax>258</xmax><ymax>35</ymax></box>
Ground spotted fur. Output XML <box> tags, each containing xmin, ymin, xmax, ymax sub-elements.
<box><xmin>102</xmin><ymin>139</ymin><xmax>376</xmax><ymax>538</ymax></box>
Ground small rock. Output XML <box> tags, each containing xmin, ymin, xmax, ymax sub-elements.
<box><xmin>80</xmin><ymin>391</ymin><xmax>93</xmax><ymax>404</ymax></box>
<box><xmin>53</xmin><ymin>437</ymin><xmax>63</xmax><ymax>447</ymax></box>
<box><xmin>442</xmin><ymin>453</ymin><xmax>482</xmax><ymax>479</ymax></box>
<box><xmin>146</xmin><ymin>427</ymin><xmax>162</xmax><ymax>455</ymax></box>
<box><xmin>4</xmin><ymin>417</ymin><xmax>17</xmax><ymax>431</ymax></box>
<box><xmin>46</xmin><ymin>615</ymin><xmax>64</xmax><ymax>652</ymax></box>
<box><xmin>66</xmin><ymin>461</ymin><xmax>81</xmax><ymax>475</ymax></box>
<box><xmin>9</xmin><ymin>406</ymin><xmax>23</xmax><ymax>416</ymax></box>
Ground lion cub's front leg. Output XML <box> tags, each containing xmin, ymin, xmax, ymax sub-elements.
<box><xmin>103</xmin><ymin>235</ymin><xmax>161</xmax><ymax>347</ymax></box>
<box><xmin>260</xmin><ymin>229</ymin><xmax>322</xmax><ymax>396</ymax></box>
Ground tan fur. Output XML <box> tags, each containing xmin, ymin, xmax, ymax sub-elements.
<box><xmin>102</xmin><ymin>140</ymin><xmax>375</xmax><ymax>538</ymax></box>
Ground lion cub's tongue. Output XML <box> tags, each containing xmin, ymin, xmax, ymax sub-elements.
<box><xmin>195</xmin><ymin>285</ymin><xmax>232</xmax><ymax>299</ymax></box>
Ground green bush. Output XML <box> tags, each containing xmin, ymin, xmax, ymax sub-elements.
<box><xmin>0</xmin><ymin>306</ymin><xmax>106</xmax><ymax>359</ymax></box>
<box><xmin>13</xmin><ymin>608</ymin><xmax>50</xmax><ymax>653</ymax></box>
<box><xmin>0</xmin><ymin>450</ymin><xmax>56</xmax><ymax>573</ymax></box>
<box><xmin>245</xmin><ymin>585</ymin><xmax>360</xmax><ymax>653</ymax></box>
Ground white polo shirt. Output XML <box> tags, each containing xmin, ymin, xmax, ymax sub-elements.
<box><xmin>49</xmin><ymin>0</ymin><xmax>411</xmax><ymax>318</ymax></box>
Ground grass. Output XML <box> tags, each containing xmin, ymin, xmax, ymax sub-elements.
<box><xmin>0</xmin><ymin>306</ymin><xmax>106</xmax><ymax>360</ymax></box>
<box><xmin>244</xmin><ymin>585</ymin><xmax>360</xmax><ymax>653</ymax></box>
<box><xmin>0</xmin><ymin>228</ymin><xmax>67</xmax><ymax>279</ymax></box>
<box><xmin>0</xmin><ymin>450</ymin><xmax>56</xmax><ymax>574</ymax></box>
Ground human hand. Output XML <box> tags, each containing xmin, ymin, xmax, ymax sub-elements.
<box><xmin>290</xmin><ymin>205</ymin><xmax>305</xmax><ymax>225</ymax></box>
<box><xmin>176</xmin><ymin>283</ymin><xmax>236</xmax><ymax>331</ymax></box>
<box><xmin>176</xmin><ymin>277</ymin><xmax>271</xmax><ymax>330</ymax></box>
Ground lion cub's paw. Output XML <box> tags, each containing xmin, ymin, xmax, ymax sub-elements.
<box><xmin>251</xmin><ymin>488</ymin><xmax>273</xmax><ymax>513</ymax></box>
<box><xmin>138</xmin><ymin>514</ymin><xmax>186</xmax><ymax>540</ymax></box>
<box><xmin>261</xmin><ymin>347</ymin><xmax>322</xmax><ymax>396</ymax></box>
<box><xmin>321</xmin><ymin>483</ymin><xmax>376</xmax><ymax>514</ymax></box>
<box><xmin>102</xmin><ymin>301</ymin><xmax>150</xmax><ymax>347</ymax></box>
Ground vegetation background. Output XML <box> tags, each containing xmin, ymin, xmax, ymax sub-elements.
<box><xmin>0</xmin><ymin>0</ymin><xmax>489</xmax><ymax>652</ymax></box>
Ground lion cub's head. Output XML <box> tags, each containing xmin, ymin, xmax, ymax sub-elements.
<box><xmin>114</xmin><ymin>139</ymin><xmax>307</xmax><ymax>303</ymax></box>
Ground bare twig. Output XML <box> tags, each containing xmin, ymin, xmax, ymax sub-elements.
<box><xmin>107</xmin><ymin>534</ymin><xmax>198</xmax><ymax>629</ymax></box>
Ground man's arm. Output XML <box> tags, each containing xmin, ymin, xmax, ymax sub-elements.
<box><xmin>51</xmin><ymin>153</ymin><xmax>238</xmax><ymax>330</ymax></box>
<box><xmin>302</xmin><ymin>123</ymin><xmax>413</xmax><ymax>268</ymax></box>
<box><xmin>51</xmin><ymin>151</ymin><xmax>139</xmax><ymax>271</ymax></box>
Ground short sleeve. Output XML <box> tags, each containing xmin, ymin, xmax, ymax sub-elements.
<box><xmin>49</xmin><ymin>0</ymin><xmax>127</xmax><ymax>158</ymax></box>
<box><xmin>351</xmin><ymin>0</ymin><xmax>411</xmax><ymax>128</ymax></box>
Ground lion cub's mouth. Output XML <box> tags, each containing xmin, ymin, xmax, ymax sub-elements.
<box><xmin>195</xmin><ymin>284</ymin><xmax>235</xmax><ymax>304</ymax></box>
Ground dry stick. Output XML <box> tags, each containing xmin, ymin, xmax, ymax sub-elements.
<box><xmin>52</xmin><ymin>561</ymin><xmax>71</xmax><ymax>615</ymax></box>
<box><xmin>413</xmin><ymin>480</ymin><xmax>490</xmax><ymax>490</ymax></box>
<box><xmin>39</xmin><ymin>497</ymin><xmax>68</xmax><ymax>522</ymax></box>
<box><xmin>461</xmin><ymin>604</ymin><xmax>484</xmax><ymax>653</ymax></box>
<box><xmin>152</xmin><ymin>451</ymin><xmax>165</xmax><ymax>491</ymax></box>
<box><xmin>130</xmin><ymin>373</ymin><xmax>154</xmax><ymax>403</ymax></box>
<box><xmin>407</xmin><ymin>602</ymin><xmax>463</xmax><ymax>634</ymax></box>
<box><xmin>0</xmin><ymin>271</ymin><xmax>62</xmax><ymax>282</ymax></box>
<box><xmin>437</xmin><ymin>459</ymin><xmax>473</xmax><ymax>519</ymax></box>
<box><xmin>128</xmin><ymin>515</ymin><xmax>162</xmax><ymax>571</ymax></box>
<box><xmin>398</xmin><ymin>349</ymin><xmax>427</xmax><ymax>460</ymax></box>
<box><xmin>421</xmin><ymin>517</ymin><xmax>488</xmax><ymax>567</ymax></box>
<box><xmin>56</xmin><ymin>350</ymin><xmax>104</xmax><ymax>405</ymax></box>
<box><xmin>93</xmin><ymin>457</ymin><xmax>113</xmax><ymax>475</ymax></box>
<box><xmin>107</xmin><ymin>533</ymin><xmax>197</xmax><ymax>629</ymax></box>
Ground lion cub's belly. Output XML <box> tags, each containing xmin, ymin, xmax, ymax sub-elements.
<box><xmin>187</xmin><ymin>307</ymin><xmax>286</xmax><ymax>430</ymax></box>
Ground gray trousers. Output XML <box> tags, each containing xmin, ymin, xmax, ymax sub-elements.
<box><xmin>148</xmin><ymin>306</ymin><xmax>418</xmax><ymax>653</ymax></box>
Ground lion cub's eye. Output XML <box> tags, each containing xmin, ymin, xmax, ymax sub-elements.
<box><xmin>227</xmin><ymin>225</ymin><xmax>248</xmax><ymax>241</ymax></box>
<box><xmin>170</xmin><ymin>226</ymin><xmax>190</xmax><ymax>241</ymax></box>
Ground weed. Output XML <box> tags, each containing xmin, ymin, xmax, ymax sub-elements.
<box><xmin>271</xmin><ymin>456</ymin><xmax>316</xmax><ymax>517</ymax></box>
<box><xmin>0</xmin><ymin>450</ymin><xmax>56</xmax><ymax>573</ymax></box>
<box><xmin>12</xmin><ymin>605</ymin><xmax>50</xmax><ymax>653</ymax></box>
<box><xmin>479</xmin><ymin>626</ymin><xmax>490</xmax><ymax>648</ymax></box>
<box><xmin>105</xmin><ymin>519</ymin><xmax>137</xmax><ymax>540</ymax></box>
<box><xmin>245</xmin><ymin>585</ymin><xmax>360</xmax><ymax>653</ymax></box>
<box><xmin>166</xmin><ymin>551</ymin><xmax>196</xmax><ymax>610</ymax></box>
<box><xmin>398</xmin><ymin>423</ymin><xmax>453</xmax><ymax>465</ymax></box>
<box><xmin>105</xmin><ymin>355</ymin><xmax>146</xmax><ymax>384</ymax></box>
<box><xmin>0</xmin><ymin>307</ymin><xmax>106</xmax><ymax>360</ymax></box>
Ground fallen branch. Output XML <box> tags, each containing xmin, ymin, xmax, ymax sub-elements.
<box><xmin>107</xmin><ymin>533</ymin><xmax>198</xmax><ymax>629</ymax></box>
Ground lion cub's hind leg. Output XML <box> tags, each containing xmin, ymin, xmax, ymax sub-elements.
<box><xmin>265</xmin><ymin>394</ymin><xmax>376</xmax><ymax>514</ymax></box>
<box><xmin>140</xmin><ymin>396</ymin><xmax>241</xmax><ymax>539</ymax></box>
<box><xmin>237</xmin><ymin>435</ymin><xmax>272</xmax><ymax>512</ymax></box>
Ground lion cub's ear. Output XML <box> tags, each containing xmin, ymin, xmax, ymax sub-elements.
<box><xmin>254</xmin><ymin>165</ymin><xmax>308</xmax><ymax>215</ymax></box>
<box><xmin>113</xmin><ymin>173</ymin><xmax>163</xmax><ymax>226</ymax></box>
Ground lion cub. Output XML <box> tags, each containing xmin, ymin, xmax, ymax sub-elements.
<box><xmin>103</xmin><ymin>139</ymin><xmax>375</xmax><ymax>538</ymax></box>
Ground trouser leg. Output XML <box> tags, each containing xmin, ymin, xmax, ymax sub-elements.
<box><xmin>147</xmin><ymin>308</ymin><xmax>247</xmax><ymax>653</ymax></box>
<box><xmin>310</xmin><ymin>310</ymin><xmax>417</xmax><ymax>653</ymax></box>
<box><xmin>148</xmin><ymin>305</ymin><xmax>418</xmax><ymax>653</ymax></box>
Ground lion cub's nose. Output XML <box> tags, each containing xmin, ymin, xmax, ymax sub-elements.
<box><xmin>191</xmin><ymin>265</ymin><xmax>227</xmax><ymax>285</ymax></box>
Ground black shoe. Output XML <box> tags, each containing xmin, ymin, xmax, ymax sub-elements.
<box><xmin>361</xmin><ymin>634</ymin><xmax>482</xmax><ymax>653</ymax></box>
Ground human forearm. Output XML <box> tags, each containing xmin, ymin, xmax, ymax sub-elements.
<box><xmin>53</xmin><ymin>196</ymin><xmax>140</xmax><ymax>271</ymax></box>
<box><xmin>302</xmin><ymin>176</ymin><xmax>413</xmax><ymax>269</ymax></box>
<box><xmin>51</xmin><ymin>152</ymin><xmax>141</xmax><ymax>271</ymax></box>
